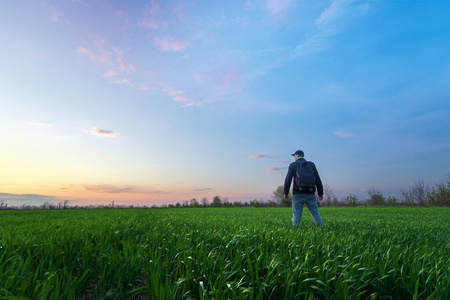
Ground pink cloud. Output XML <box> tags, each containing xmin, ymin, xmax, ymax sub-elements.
<box><xmin>162</xmin><ymin>87</ymin><xmax>193</xmax><ymax>104</ymax></box>
<box><xmin>112</xmin><ymin>78</ymin><xmax>130</xmax><ymax>84</ymax></box>
<box><xmin>173</xmin><ymin>95</ymin><xmax>190</xmax><ymax>102</ymax></box>
<box><xmin>163</xmin><ymin>88</ymin><xmax>184</xmax><ymax>96</ymax></box>
<box><xmin>90</xmin><ymin>127</ymin><xmax>117</xmax><ymax>137</ymax></box>
<box><xmin>154</xmin><ymin>36</ymin><xmax>190</xmax><ymax>52</ymax></box>
<box><xmin>160</xmin><ymin>83</ymin><xmax>216</xmax><ymax>107</ymax></box>
<box><xmin>77</xmin><ymin>37</ymin><xmax>144</xmax><ymax>90</ymax></box>
<box><xmin>48</xmin><ymin>7</ymin><xmax>71</xmax><ymax>24</ymax></box>
<box><xmin>77</xmin><ymin>38</ymin><xmax>135</xmax><ymax>72</ymax></box>
<box><xmin>266</xmin><ymin>167</ymin><xmax>282</xmax><ymax>172</ymax></box>
<box><xmin>334</xmin><ymin>129</ymin><xmax>356</xmax><ymax>138</ymax></box>
<box><xmin>77</xmin><ymin>46</ymin><xmax>107</xmax><ymax>65</ymax></box>
<box><xmin>104</xmin><ymin>69</ymin><xmax>118</xmax><ymax>77</ymax></box>
<box><xmin>40</xmin><ymin>2</ymin><xmax>70</xmax><ymax>25</ymax></box>
<box><xmin>180</xmin><ymin>98</ymin><xmax>215</xmax><ymax>108</ymax></box>
<box><xmin>49</xmin><ymin>8</ymin><xmax>62</xmax><ymax>23</ymax></box>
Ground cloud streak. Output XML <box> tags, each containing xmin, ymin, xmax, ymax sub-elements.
<box><xmin>161</xmin><ymin>84</ymin><xmax>213</xmax><ymax>107</ymax></box>
<box><xmin>77</xmin><ymin>36</ymin><xmax>135</xmax><ymax>81</ymax></box>
<box><xmin>316</xmin><ymin>0</ymin><xmax>346</xmax><ymax>25</ymax></box>
<box><xmin>334</xmin><ymin>129</ymin><xmax>356</xmax><ymax>138</ymax></box>
<box><xmin>250</xmin><ymin>154</ymin><xmax>273</xmax><ymax>160</ymax></box>
<box><xmin>83</xmin><ymin>185</ymin><xmax>169</xmax><ymax>195</ymax></box>
<box><xmin>90</xmin><ymin>127</ymin><xmax>117</xmax><ymax>137</ymax></box>
<box><xmin>251</xmin><ymin>0</ymin><xmax>370</xmax><ymax>78</ymax></box>
<box><xmin>154</xmin><ymin>36</ymin><xmax>190</xmax><ymax>52</ymax></box>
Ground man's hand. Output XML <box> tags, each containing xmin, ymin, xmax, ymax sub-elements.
<box><xmin>284</xmin><ymin>194</ymin><xmax>287</xmax><ymax>200</ymax></box>
<box><xmin>318</xmin><ymin>196</ymin><xmax>323</xmax><ymax>201</ymax></box>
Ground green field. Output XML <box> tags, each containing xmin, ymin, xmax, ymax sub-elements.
<box><xmin>1</xmin><ymin>207</ymin><xmax>449</xmax><ymax>299</ymax></box>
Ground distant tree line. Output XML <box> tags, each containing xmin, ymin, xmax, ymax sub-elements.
<box><xmin>316</xmin><ymin>174</ymin><xmax>450</xmax><ymax>207</ymax></box>
<box><xmin>166</xmin><ymin>196</ymin><xmax>278</xmax><ymax>209</ymax></box>
<box><xmin>0</xmin><ymin>196</ymin><xmax>274</xmax><ymax>210</ymax></box>
<box><xmin>1</xmin><ymin>174</ymin><xmax>448</xmax><ymax>210</ymax></box>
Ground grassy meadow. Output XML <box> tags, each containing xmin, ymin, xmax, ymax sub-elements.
<box><xmin>0</xmin><ymin>207</ymin><xmax>449</xmax><ymax>299</ymax></box>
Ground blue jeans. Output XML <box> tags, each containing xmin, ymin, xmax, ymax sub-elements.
<box><xmin>292</xmin><ymin>194</ymin><xmax>323</xmax><ymax>226</ymax></box>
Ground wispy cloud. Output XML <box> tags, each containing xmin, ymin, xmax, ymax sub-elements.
<box><xmin>83</xmin><ymin>184</ymin><xmax>169</xmax><ymax>194</ymax></box>
<box><xmin>316</xmin><ymin>0</ymin><xmax>345</xmax><ymax>25</ymax></box>
<box><xmin>76</xmin><ymin>37</ymin><xmax>148</xmax><ymax>92</ymax></box>
<box><xmin>154</xmin><ymin>36</ymin><xmax>190</xmax><ymax>52</ymax></box>
<box><xmin>193</xmin><ymin>188</ymin><xmax>212</xmax><ymax>192</ymax></box>
<box><xmin>77</xmin><ymin>47</ymin><xmax>97</xmax><ymax>61</ymax></box>
<box><xmin>334</xmin><ymin>129</ymin><xmax>356</xmax><ymax>138</ymax></box>
<box><xmin>84</xmin><ymin>185</ymin><xmax>138</xmax><ymax>194</ymax></box>
<box><xmin>250</xmin><ymin>154</ymin><xmax>273</xmax><ymax>160</ymax></box>
<box><xmin>140</xmin><ymin>0</ymin><xmax>162</xmax><ymax>30</ymax></box>
<box><xmin>48</xmin><ymin>7</ymin><xmax>70</xmax><ymax>25</ymax></box>
<box><xmin>77</xmin><ymin>36</ymin><xmax>135</xmax><ymax>77</ymax></box>
<box><xmin>111</xmin><ymin>78</ymin><xmax>130</xmax><ymax>85</ymax></box>
<box><xmin>140</xmin><ymin>0</ymin><xmax>185</xmax><ymax>30</ymax></box>
<box><xmin>104</xmin><ymin>69</ymin><xmax>118</xmax><ymax>77</ymax></box>
<box><xmin>252</xmin><ymin>0</ymin><xmax>370</xmax><ymax>77</ymax></box>
<box><xmin>163</xmin><ymin>87</ymin><xmax>193</xmax><ymax>104</ymax></box>
<box><xmin>90</xmin><ymin>127</ymin><xmax>117</xmax><ymax>137</ymax></box>
<box><xmin>161</xmin><ymin>84</ymin><xmax>213</xmax><ymax>107</ymax></box>
<box><xmin>49</xmin><ymin>8</ymin><xmax>62</xmax><ymax>23</ymax></box>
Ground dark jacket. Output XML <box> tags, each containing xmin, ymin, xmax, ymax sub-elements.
<box><xmin>284</xmin><ymin>158</ymin><xmax>323</xmax><ymax>196</ymax></box>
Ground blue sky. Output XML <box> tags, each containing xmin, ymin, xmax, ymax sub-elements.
<box><xmin>1</xmin><ymin>0</ymin><xmax>449</xmax><ymax>206</ymax></box>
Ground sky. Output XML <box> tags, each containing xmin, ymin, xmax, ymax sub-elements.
<box><xmin>1</xmin><ymin>0</ymin><xmax>449</xmax><ymax>207</ymax></box>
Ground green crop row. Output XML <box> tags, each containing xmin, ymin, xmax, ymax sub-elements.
<box><xmin>0</xmin><ymin>207</ymin><xmax>449</xmax><ymax>299</ymax></box>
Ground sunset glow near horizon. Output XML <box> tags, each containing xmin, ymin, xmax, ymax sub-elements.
<box><xmin>1</xmin><ymin>0</ymin><xmax>449</xmax><ymax>207</ymax></box>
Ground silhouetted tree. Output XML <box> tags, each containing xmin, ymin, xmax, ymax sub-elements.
<box><xmin>367</xmin><ymin>187</ymin><xmax>386</xmax><ymax>206</ymax></box>
<box><xmin>189</xmin><ymin>198</ymin><xmax>200</xmax><ymax>208</ymax></box>
<box><xmin>250</xmin><ymin>199</ymin><xmax>261</xmax><ymax>207</ymax></box>
<box><xmin>323</xmin><ymin>183</ymin><xmax>337</xmax><ymax>207</ymax></box>
<box><xmin>273</xmin><ymin>185</ymin><xmax>291</xmax><ymax>207</ymax></box>
<box><xmin>211</xmin><ymin>196</ymin><xmax>222</xmax><ymax>207</ymax></box>
<box><xmin>201</xmin><ymin>197</ymin><xmax>209</xmax><ymax>207</ymax></box>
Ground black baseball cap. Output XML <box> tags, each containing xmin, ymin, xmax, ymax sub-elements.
<box><xmin>291</xmin><ymin>150</ymin><xmax>304</xmax><ymax>157</ymax></box>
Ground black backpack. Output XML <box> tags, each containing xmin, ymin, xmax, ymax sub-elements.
<box><xmin>295</xmin><ymin>161</ymin><xmax>317</xmax><ymax>193</ymax></box>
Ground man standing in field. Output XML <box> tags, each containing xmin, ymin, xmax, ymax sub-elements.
<box><xmin>284</xmin><ymin>150</ymin><xmax>324</xmax><ymax>226</ymax></box>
